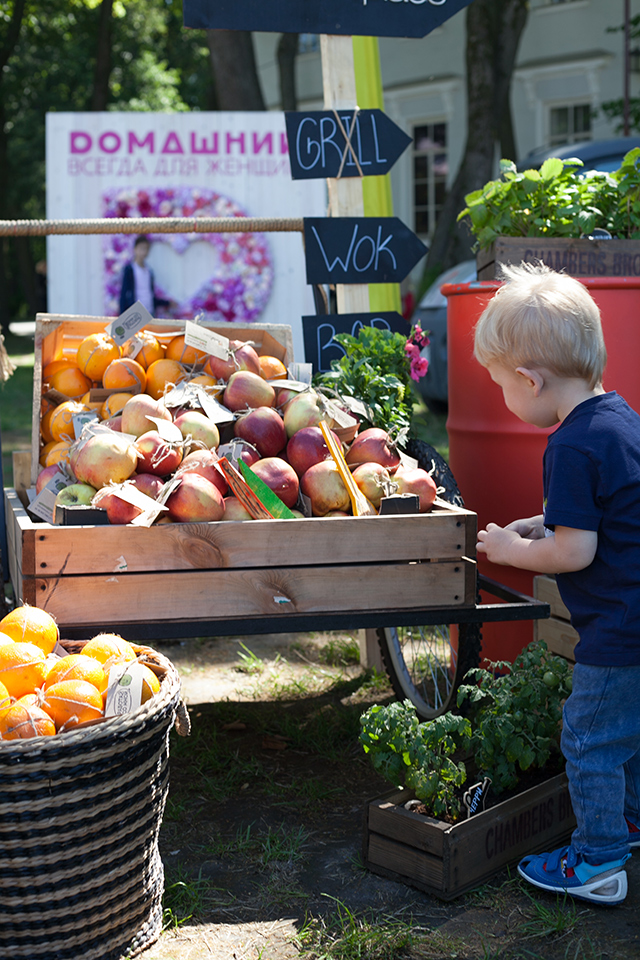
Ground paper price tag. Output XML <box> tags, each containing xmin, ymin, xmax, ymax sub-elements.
<box><xmin>217</xmin><ymin>439</ymin><xmax>259</xmax><ymax>470</ymax></box>
<box><xmin>398</xmin><ymin>451</ymin><xmax>419</xmax><ymax>472</ymax></box>
<box><xmin>197</xmin><ymin>389</ymin><xmax>235</xmax><ymax>425</ymax></box>
<box><xmin>146</xmin><ymin>416</ymin><xmax>184</xmax><ymax>443</ymax></box>
<box><xmin>340</xmin><ymin>395</ymin><xmax>369</xmax><ymax>419</ymax></box>
<box><xmin>287</xmin><ymin>362</ymin><xmax>313</xmax><ymax>385</ymax></box>
<box><xmin>122</xmin><ymin>333</ymin><xmax>145</xmax><ymax>360</ymax></box>
<box><xmin>28</xmin><ymin>471</ymin><xmax>72</xmax><ymax>524</ymax></box>
<box><xmin>323</xmin><ymin>398</ymin><xmax>359</xmax><ymax>430</ymax></box>
<box><xmin>266</xmin><ymin>379</ymin><xmax>309</xmax><ymax>392</ymax></box>
<box><xmin>106</xmin><ymin>301</ymin><xmax>154</xmax><ymax>346</ymax></box>
<box><xmin>72</xmin><ymin>409</ymin><xmax>99</xmax><ymax>439</ymax></box>
<box><xmin>104</xmin><ymin>661</ymin><xmax>144</xmax><ymax>716</ymax></box>
<box><xmin>184</xmin><ymin>321</ymin><xmax>230</xmax><ymax>360</ymax></box>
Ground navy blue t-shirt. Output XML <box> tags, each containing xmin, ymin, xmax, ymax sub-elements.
<box><xmin>543</xmin><ymin>392</ymin><xmax>640</xmax><ymax>666</ymax></box>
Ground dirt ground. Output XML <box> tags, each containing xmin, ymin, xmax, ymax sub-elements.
<box><xmin>141</xmin><ymin>630</ymin><xmax>640</xmax><ymax>960</ymax></box>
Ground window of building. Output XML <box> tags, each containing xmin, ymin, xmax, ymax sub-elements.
<box><xmin>298</xmin><ymin>34</ymin><xmax>319</xmax><ymax>55</ymax></box>
<box><xmin>412</xmin><ymin>122</ymin><xmax>448</xmax><ymax>239</ymax></box>
<box><xmin>548</xmin><ymin>104</ymin><xmax>592</xmax><ymax>147</ymax></box>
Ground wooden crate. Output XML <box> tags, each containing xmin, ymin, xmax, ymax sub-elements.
<box><xmin>33</xmin><ymin>314</ymin><xmax>294</xmax><ymax>486</ymax></box>
<box><xmin>5</xmin><ymin>487</ymin><xmax>476</xmax><ymax>630</ymax></box>
<box><xmin>363</xmin><ymin>773</ymin><xmax>575</xmax><ymax>900</ymax></box>
<box><xmin>533</xmin><ymin>575</ymin><xmax>578</xmax><ymax>662</ymax></box>
<box><xmin>476</xmin><ymin>236</ymin><xmax>640</xmax><ymax>281</ymax></box>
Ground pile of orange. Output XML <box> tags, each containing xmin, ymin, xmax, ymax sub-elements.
<box><xmin>0</xmin><ymin>606</ymin><xmax>161</xmax><ymax>741</ymax></box>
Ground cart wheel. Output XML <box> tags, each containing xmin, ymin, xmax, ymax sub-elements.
<box><xmin>375</xmin><ymin>439</ymin><xmax>481</xmax><ymax>719</ymax></box>
<box><xmin>376</xmin><ymin>621</ymin><xmax>482</xmax><ymax>720</ymax></box>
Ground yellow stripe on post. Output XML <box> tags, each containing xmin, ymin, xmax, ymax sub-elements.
<box><xmin>352</xmin><ymin>36</ymin><xmax>402</xmax><ymax>315</ymax></box>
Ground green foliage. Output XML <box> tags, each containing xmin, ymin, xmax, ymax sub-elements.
<box><xmin>458</xmin><ymin>150</ymin><xmax>640</xmax><ymax>247</ymax></box>
<box><xmin>314</xmin><ymin>326</ymin><xmax>416</xmax><ymax>434</ymax></box>
<box><xmin>457</xmin><ymin>641</ymin><xmax>572</xmax><ymax>795</ymax></box>
<box><xmin>359</xmin><ymin>700</ymin><xmax>471</xmax><ymax>819</ymax></box>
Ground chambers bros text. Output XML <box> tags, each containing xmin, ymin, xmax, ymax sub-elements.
<box><xmin>65</xmin><ymin>129</ymin><xmax>291</xmax><ymax>178</ymax></box>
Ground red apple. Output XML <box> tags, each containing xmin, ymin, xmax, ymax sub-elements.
<box><xmin>176</xmin><ymin>449</ymin><xmax>228</xmax><ymax>496</ymax></box>
<box><xmin>165</xmin><ymin>473</ymin><xmax>225</xmax><ymax>523</ymax></box>
<box><xmin>132</xmin><ymin>472</ymin><xmax>165</xmax><ymax>499</ymax></box>
<box><xmin>345</xmin><ymin>428</ymin><xmax>401</xmax><ymax>474</ymax></box>
<box><xmin>351</xmin><ymin>462</ymin><xmax>392</xmax><ymax>509</ymax></box>
<box><xmin>203</xmin><ymin>339</ymin><xmax>261</xmax><ymax>381</ymax></box>
<box><xmin>300</xmin><ymin>460</ymin><xmax>350</xmax><ymax>517</ymax></box>
<box><xmin>322</xmin><ymin>510</ymin><xmax>350</xmax><ymax>518</ymax></box>
<box><xmin>103</xmin><ymin>417</ymin><xmax>122</xmax><ymax>432</ymax></box>
<box><xmin>74</xmin><ymin>433</ymin><xmax>138</xmax><ymax>489</ymax></box>
<box><xmin>36</xmin><ymin>464</ymin><xmax>63</xmax><ymax>495</ymax></box>
<box><xmin>394</xmin><ymin>468</ymin><xmax>438</xmax><ymax>512</ymax></box>
<box><xmin>286</xmin><ymin>425</ymin><xmax>341</xmax><ymax>478</ymax></box>
<box><xmin>283</xmin><ymin>390</ymin><xmax>333</xmax><ymax>439</ymax></box>
<box><xmin>93</xmin><ymin>486</ymin><xmax>142</xmax><ymax>525</ymax></box>
<box><xmin>173</xmin><ymin>410</ymin><xmax>220</xmax><ymax>452</ymax></box>
<box><xmin>276</xmin><ymin>386</ymin><xmax>299</xmax><ymax>411</ymax></box>
<box><xmin>120</xmin><ymin>394</ymin><xmax>172</xmax><ymax>438</ymax></box>
<box><xmin>223</xmin><ymin>371</ymin><xmax>276</xmax><ymax>412</ymax></box>
<box><xmin>221</xmin><ymin>497</ymin><xmax>253</xmax><ymax>521</ymax></box>
<box><xmin>134</xmin><ymin>431</ymin><xmax>184</xmax><ymax>477</ymax></box>
<box><xmin>250</xmin><ymin>457</ymin><xmax>299</xmax><ymax>509</ymax></box>
<box><xmin>234</xmin><ymin>407</ymin><xmax>286</xmax><ymax>458</ymax></box>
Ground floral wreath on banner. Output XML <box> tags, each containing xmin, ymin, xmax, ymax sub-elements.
<box><xmin>102</xmin><ymin>187</ymin><xmax>274</xmax><ymax>321</ymax></box>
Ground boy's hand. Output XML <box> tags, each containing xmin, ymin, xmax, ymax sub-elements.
<box><xmin>477</xmin><ymin>523</ymin><xmax>521</xmax><ymax>565</ymax></box>
<box><xmin>505</xmin><ymin>515</ymin><xmax>545</xmax><ymax>540</ymax></box>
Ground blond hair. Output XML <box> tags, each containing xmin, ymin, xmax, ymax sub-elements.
<box><xmin>473</xmin><ymin>262</ymin><xmax>606</xmax><ymax>388</ymax></box>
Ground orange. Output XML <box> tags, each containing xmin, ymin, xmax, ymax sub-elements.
<box><xmin>0</xmin><ymin>606</ymin><xmax>59</xmax><ymax>656</ymax></box>
<box><xmin>100</xmin><ymin>392</ymin><xmax>131</xmax><ymax>420</ymax></box>
<box><xmin>41</xmin><ymin>679</ymin><xmax>103</xmax><ymax>730</ymax></box>
<box><xmin>0</xmin><ymin>699</ymin><xmax>56</xmax><ymax>739</ymax></box>
<box><xmin>166</xmin><ymin>335</ymin><xmax>206</xmax><ymax>367</ymax></box>
<box><xmin>102</xmin><ymin>358</ymin><xmax>147</xmax><ymax>393</ymax></box>
<box><xmin>259</xmin><ymin>355</ymin><xmax>288</xmax><ymax>380</ymax></box>
<box><xmin>189</xmin><ymin>374</ymin><xmax>222</xmax><ymax>392</ymax></box>
<box><xmin>40</xmin><ymin>406</ymin><xmax>56</xmax><ymax>444</ymax></box>
<box><xmin>145</xmin><ymin>359</ymin><xmax>187</xmax><ymax>400</ymax></box>
<box><xmin>45</xmin><ymin>654</ymin><xmax>107</xmax><ymax>693</ymax></box>
<box><xmin>123</xmin><ymin>332</ymin><xmax>164</xmax><ymax>370</ymax></box>
<box><xmin>0</xmin><ymin>641</ymin><xmax>48</xmax><ymax>699</ymax></box>
<box><xmin>81</xmin><ymin>634</ymin><xmax>137</xmax><ymax>667</ymax></box>
<box><xmin>45</xmin><ymin>440</ymin><xmax>72</xmax><ymax>468</ymax></box>
<box><xmin>49</xmin><ymin>400</ymin><xmax>87</xmax><ymax>442</ymax></box>
<box><xmin>39</xmin><ymin>440</ymin><xmax>57</xmax><ymax>467</ymax></box>
<box><xmin>0</xmin><ymin>679</ymin><xmax>10</xmax><ymax>714</ymax></box>
<box><xmin>76</xmin><ymin>333</ymin><xmax>121</xmax><ymax>381</ymax></box>
<box><xmin>43</xmin><ymin>358</ymin><xmax>78</xmax><ymax>381</ymax></box>
<box><xmin>48</xmin><ymin>366</ymin><xmax>92</xmax><ymax>400</ymax></box>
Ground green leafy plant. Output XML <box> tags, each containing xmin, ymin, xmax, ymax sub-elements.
<box><xmin>359</xmin><ymin>699</ymin><xmax>471</xmax><ymax>819</ymax></box>
<box><xmin>314</xmin><ymin>324</ymin><xmax>428</xmax><ymax>435</ymax></box>
<box><xmin>458</xmin><ymin>150</ymin><xmax>640</xmax><ymax>248</ymax></box>
<box><xmin>457</xmin><ymin>641</ymin><xmax>573</xmax><ymax>795</ymax></box>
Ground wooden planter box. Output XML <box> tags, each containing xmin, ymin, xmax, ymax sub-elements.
<box><xmin>477</xmin><ymin>236</ymin><xmax>640</xmax><ymax>281</ymax></box>
<box><xmin>363</xmin><ymin>773</ymin><xmax>575</xmax><ymax>900</ymax></box>
<box><xmin>534</xmin><ymin>575</ymin><xmax>578</xmax><ymax>662</ymax></box>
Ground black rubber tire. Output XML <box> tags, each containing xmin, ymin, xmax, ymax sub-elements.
<box><xmin>374</xmin><ymin>438</ymin><xmax>481</xmax><ymax>719</ymax></box>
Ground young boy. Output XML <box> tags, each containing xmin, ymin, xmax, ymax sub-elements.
<box><xmin>473</xmin><ymin>262</ymin><xmax>640</xmax><ymax>905</ymax></box>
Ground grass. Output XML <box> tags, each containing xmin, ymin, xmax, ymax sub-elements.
<box><xmin>295</xmin><ymin>898</ymin><xmax>428</xmax><ymax>960</ymax></box>
<box><xmin>0</xmin><ymin>331</ymin><xmax>35</xmax><ymax>487</ymax></box>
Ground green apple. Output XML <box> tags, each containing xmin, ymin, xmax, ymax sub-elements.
<box><xmin>55</xmin><ymin>483</ymin><xmax>97</xmax><ymax>508</ymax></box>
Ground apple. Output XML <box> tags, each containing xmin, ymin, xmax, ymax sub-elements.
<box><xmin>283</xmin><ymin>390</ymin><xmax>333</xmax><ymax>439</ymax></box>
<box><xmin>286</xmin><ymin>425</ymin><xmax>340</xmax><ymax>478</ymax></box>
<box><xmin>203</xmin><ymin>339</ymin><xmax>261</xmax><ymax>381</ymax></box>
<box><xmin>103</xmin><ymin>417</ymin><xmax>122</xmax><ymax>432</ymax></box>
<box><xmin>120</xmin><ymin>394</ymin><xmax>172</xmax><ymax>438</ymax></box>
<box><xmin>36</xmin><ymin>464</ymin><xmax>63</xmax><ymax>495</ymax></box>
<box><xmin>223</xmin><ymin>370</ymin><xmax>276</xmax><ymax>412</ymax></box>
<box><xmin>394</xmin><ymin>468</ymin><xmax>438</xmax><ymax>512</ymax></box>
<box><xmin>134</xmin><ymin>431</ymin><xmax>184</xmax><ymax>477</ymax></box>
<box><xmin>250</xmin><ymin>457</ymin><xmax>299</xmax><ymax>509</ymax></box>
<box><xmin>132</xmin><ymin>472</ymin><xmax>165</xmax><ymax>499</ymax></box>
<box><xmin>300</xmin><ymin>460</ymin><xmax>350</xmax><ymax>517</ymax></box>
<box><xmin>165</xmin><ymin>473</ymin><xmax>225</xmax><ymax>523</ymax></box>
<box><xmin>275</xmin><ymin>386</ymin><xmax>299</xmax><ymax>411</ymax></box>
<box><xmin>74</xmin><ymin>433</ymin><xmax>138</xmax><ymax>489</ymax></box>
<box><xmin>234</xmin><ymin>407</ymin><xmax>286</xmax><ymax>458</ymax></box>
<box><xmin>173</xmin><ymin>410</ymin><xmax>220</xmax><ymax>452</ymax></box>
<box><xmin>92</xmin><ymin>485</ymin><xmax>142</xmax><ymax>525</ymax></box>
<box><xmin>321</xmin><ymin>510</ymin><xmax>350</xmax><ymax>518</ymax></box>
<box><xmin>351</xmin><ymin>462</ymin><xmax>392</xmax><ymax>509</ymax></box>
<box><xmin>55</xmin><ymin>483</ymin><xmax>97</xmax><ymax>508</ymax></box>
<box><xmin>176</xmin><ymin>449</ymin><xmax>228</xmax><ymax>496</ymax></box>
<box><xmin>221</xmin><ymin>497</ymin><xmax>253</xmax><ymax>521</ymax></box>
<box><xmin>345</xmin><ymin>428</ymin><xmax>401</xmax><ymax>474</ymax></box>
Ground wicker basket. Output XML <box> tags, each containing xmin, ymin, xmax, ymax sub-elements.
<box><xmin>0</xmin><ymin>641</ymin><xmax>186</xmax><ymax>960</ymax></box>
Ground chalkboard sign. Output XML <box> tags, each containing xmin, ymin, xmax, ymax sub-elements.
<box><xmin>285</xmin><ymin>109</ymin><xmax>411</xmax><ymax>180</ymax></box>
<box><xmin>303</xmin><ymin>217</ymin><xmax>428</xmax><ymax>285</ymax></box>
<box><xmin>184</xmin><ymin>0</ymin><xmax>474</xmax><ymax>40</ymax></box>
<box><xmin>302</xmin><ymin>311</ymin><xmax>408</xmax><ymax>374</ymax></box>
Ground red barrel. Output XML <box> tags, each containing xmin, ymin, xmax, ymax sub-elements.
<box><xmin>444</xmin><ymin>277</ymin><xmax>640</xmax><ymax>663</ymax></box>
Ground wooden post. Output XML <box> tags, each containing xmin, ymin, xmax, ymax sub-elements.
<box><xmin>12</xmin><ymin>450</ymin><xmax>32</xmax><ymax>508</ymax></box>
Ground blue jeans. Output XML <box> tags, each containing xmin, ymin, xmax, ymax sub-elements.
<box><xmin>561</xmin><ymin>663</ymin><xmax>640</xmax><ymax>863</ymax></box>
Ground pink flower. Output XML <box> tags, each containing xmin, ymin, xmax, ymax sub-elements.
<box><xmin>410</xmin><ymin>356</ymin><xmax>429</xmax><ymax>381</ymax></box>
<box><xmin>405</xmin><ymin>342</ymin><xmax>420</xmax><ymax>361</ymax></box>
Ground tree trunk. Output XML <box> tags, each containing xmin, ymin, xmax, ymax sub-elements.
<box><xmin>206</xmin><ymin>31</ymin><xmax>266</xmax><ymax>110</ymax></box>
<box><xmin>90</xmin><ymin>0</ymin><xmax>114</xmax><ymax>111</ymax></box>
<box><xmin>422</xmin><ymin>0</ymin><xmax>528</xmax><ymax>282</ymax></box>
<box><xmin>277</xmin><ymin>33</ymin><xmax>299</xmax><ymax>111</ymax></box>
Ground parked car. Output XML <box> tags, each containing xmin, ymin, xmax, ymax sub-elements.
<box><xmin>517</xmin><ymin>136</ymin><xmax>640</xmax><ymax>173</ymax></box>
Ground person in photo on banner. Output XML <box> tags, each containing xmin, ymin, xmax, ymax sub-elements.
<box><xmin>119</xmin><ymin>235</ymin><xmax>173</xmax><ymax>316</ymax></box>
<box><xmin>473</xmin><ymin>262</ymin><xmax>640</xmax><ymax>906</ymax></box>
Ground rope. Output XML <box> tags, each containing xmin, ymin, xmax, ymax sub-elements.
<box><xmin>0</xmin><ymin>216</ymin><xmax>304</xmax><ymax>237</ymax></box>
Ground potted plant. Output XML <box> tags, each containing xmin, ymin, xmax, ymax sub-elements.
<box><xmin>360</xmin><ymin>641</ymin><xmax>576</xmax><ymax>899</ymax></box>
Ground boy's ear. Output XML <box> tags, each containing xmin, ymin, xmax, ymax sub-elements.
<box><xmin>515</xmin><ymin>367</ymin><xmax>544</xmax><ymax>396</ymax></box>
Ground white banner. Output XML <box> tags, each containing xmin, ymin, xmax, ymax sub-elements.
<box><xmin>45</xmin><ymin>112</ymin><xmax>327</xmax><ymax>360</ymax></box>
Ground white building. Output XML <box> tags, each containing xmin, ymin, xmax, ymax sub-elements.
<box><xmin>255</xmin><ymin>0</ymin><xmax>640</xmax><ymax>252</ymax></box>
